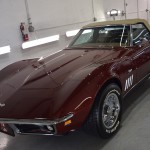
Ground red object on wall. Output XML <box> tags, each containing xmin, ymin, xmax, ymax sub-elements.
<box><xmin>20</xmin><ymin>22</ymin><xmax>29</xmax><ymax>41</ymax></box>
<box><xmin>23</xmin><ymin>34</ymin><xmax>29</xmax><ymax>41</ymax></box>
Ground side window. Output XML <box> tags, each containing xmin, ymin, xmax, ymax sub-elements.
<box><xmin>132</xmin><ymin>24</ymin><xmax>150</xmax><ymax>45</ymax></box>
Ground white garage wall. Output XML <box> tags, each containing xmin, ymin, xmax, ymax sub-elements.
<box><xmin>126</xmin><ymin>0</ymin><xmax>138</xmax><ymax>19</ymax></box>
<box><xmin>103</xmin><ymin>0</ymin><xmax>150</xmax><ymax>22</ymax></box>
<box><xmin>0</xmin><ymin>0</ymin><xmax>105</xmax><ymax>70</ymax></box>
<box><xmin>29</xmin><ymin>0</ymin><xmax>93</xmax><ymax>31</ymax></box>
<box><xmin>103</xmin><ymin>0</ymin><xmax>125</xmax><ymax>20</ymax></box>
<box><xmin>1</xmin><ymin>0</ymin><xmax>150</xmax><ymax>70</ymax></box>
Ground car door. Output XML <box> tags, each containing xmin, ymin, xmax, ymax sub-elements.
<box><xmin>131</xmin><ymin>23</ymin><xmax>150</xmax><ymax>83</ymax></box>
<box><xmin>121</xmin><ymin>50</ymin><xmax>136</xmax><ymax>93</ymax></box>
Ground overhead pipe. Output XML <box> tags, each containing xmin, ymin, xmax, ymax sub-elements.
<box><xmin>146</xmin><ymin>0</ymin><xmax>149</xmax><ymax>21</ymax></box>
<box><xmin>92</xmin><ymin>0</ymin><xmax>97</xmax><ymax>21</ymax></box>
<box><xmin>124</xmin><ymin>0</ymin><xmax>127</xmax><ymax>19</ymax></box>
<box><xmin>137</xmin><ymin>0</ymin><xmax>139</xmax><ymax>18</ymax></box>
<box><xmin>24</xmin><ymin>0</ymin><xmax>34</xmax><ymax>32</ymax></box>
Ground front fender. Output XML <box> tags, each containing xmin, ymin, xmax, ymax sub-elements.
<box><xmin>56</xmin><ymin>63</ymin><xmax>122</xmax><ymax>129</ymax></box>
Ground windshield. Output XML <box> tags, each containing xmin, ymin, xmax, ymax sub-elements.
<box><xmin>69</xmin><ymin>25</ymin><xmax>130</xmax><ymax>48</ymax></box>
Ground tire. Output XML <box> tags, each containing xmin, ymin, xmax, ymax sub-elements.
<box><xmin>83</xmin><ymin>83</ymin><xmax>122</xmax><ymax>138</ymax></box>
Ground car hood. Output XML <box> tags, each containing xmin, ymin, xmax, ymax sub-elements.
<box><xmin>0</xmin><ymin>47</ymin><xmax>127</xmax><ymax>120</ymax></box>
<box><xmin>40</xmin><ymin>47</ymin><xmax>125</xmax><ymax>84</ymax></box>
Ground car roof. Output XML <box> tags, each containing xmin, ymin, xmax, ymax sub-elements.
<box><xmin>82</xmin><ymin>19</ymin><xmax>150</xmax><ymax>31</ymax></box>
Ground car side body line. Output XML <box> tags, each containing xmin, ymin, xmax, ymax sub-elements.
<box><xmin>123</xmin><ymin>72</ymin><xmax>150</xmax><ymax>98</ymax></box>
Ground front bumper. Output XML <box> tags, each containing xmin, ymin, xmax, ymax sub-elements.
<box><xmin>0</xmin><ymin>113</ymin><xmax>74</xmax><ymax>136</ymax></box>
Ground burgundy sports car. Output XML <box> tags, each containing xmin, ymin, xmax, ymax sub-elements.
<box><xmin>0</xmin><ymin>19</ymin><xmax>149</xmax><ymax>138</ymax></box>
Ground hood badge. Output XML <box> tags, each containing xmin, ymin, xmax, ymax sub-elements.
<box><xmin>0</xmin><ymin>103</ymin><xmax>5</xmax><ymax>107</ymax></box>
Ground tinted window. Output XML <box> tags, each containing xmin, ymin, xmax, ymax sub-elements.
<box><xmin>132</xmin><ymin>24</ymin><xmax>150</xmax><ymax>45</ymax></box>
<box><xmin>69</xmin><ymin>26</ymin><xmax>130</xmax><ymax>48</ymax></box>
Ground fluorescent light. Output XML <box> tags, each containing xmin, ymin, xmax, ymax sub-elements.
<box><xmin>66</xmin><ymin>29</ymin><xmax>80</xmax><ymax>37</ymax></box>
<box><xmin>83</xmin><ymin>29</ymin><xmax>92</xmax><ymax>34</ymax></box>
<box><xmin>107</xmin><ymin>11</ymin><xmax>111</xmax><ymax>15</ymax></box>
<box><xmin>118</xmin><ymin>10</ymin><xmax>121</xmax><ymax>14</ymax></box>
<box><xmin>107</xmin><ymin>9</ymin><xmax>122</xmax><ymax>16</ymax></box>
<box><xmin>111</xmin><ymin>10</ymin><xmax>118</xmax><ymax>15</ymax></box>
<box><xmin>22</xmin><ymin>35</ymin><xmax>60</xmax><ymax>49</ymax></box>
<box><xmin>0</xmin><ymin>46</ymin><xmax>11</xmax><ymax>55</ymax></box>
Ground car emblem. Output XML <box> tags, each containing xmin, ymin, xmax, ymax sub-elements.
<box><xmin>0</xmin><ymin>103</ymin><xmax>5</xmax><ymax>107</ymax></box>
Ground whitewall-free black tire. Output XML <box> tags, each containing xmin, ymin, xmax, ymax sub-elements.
<box><xmin>84</xmin><ymin>83</ymin><xmax>122</xmax><ymax>138</ymax></box>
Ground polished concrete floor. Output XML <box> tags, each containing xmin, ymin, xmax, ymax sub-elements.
<box><xmin>0</xmin><ymin>78</ymin><xmax>150</xmax><ymax>150</ymax></box>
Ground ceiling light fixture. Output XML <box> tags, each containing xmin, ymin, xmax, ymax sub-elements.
<box><xmin>107</xmin><ymin>9</ymin><xmax>122</xmax><ymax>20</ymax></box>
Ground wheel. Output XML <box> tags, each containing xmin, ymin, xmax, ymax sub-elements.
<box><xmin>83</xmin><ymin>83</ymin><xmax>122</xmax><ymax>138</ymax></box>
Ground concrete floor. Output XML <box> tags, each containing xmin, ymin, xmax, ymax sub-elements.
<box><xmin>0</xmin><ymin>78</ymin><xmax>150</xmax><ymax>150</ymax></box>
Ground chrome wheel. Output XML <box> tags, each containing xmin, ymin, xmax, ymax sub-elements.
<box><xmin>102</xmin><ymin>92</ymin><xmax>120</xmax><ymax>129</ymax></box>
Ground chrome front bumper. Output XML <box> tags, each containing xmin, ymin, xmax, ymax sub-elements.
<box><xmin>0</xmin><ymin>113</ymin><xmax>74</xmax><ymax>136</ymax></box>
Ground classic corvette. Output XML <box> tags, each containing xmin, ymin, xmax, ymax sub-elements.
<box><xmin>0</xmin><ymin>19</ymin><xmax>149</xmax><ymax>138</ymax></box>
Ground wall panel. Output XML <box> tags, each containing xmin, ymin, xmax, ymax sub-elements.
<box><xmin>0</xmin><ymin>0</ymin><xmax>105</xmax><ymax>70</ymax></box>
